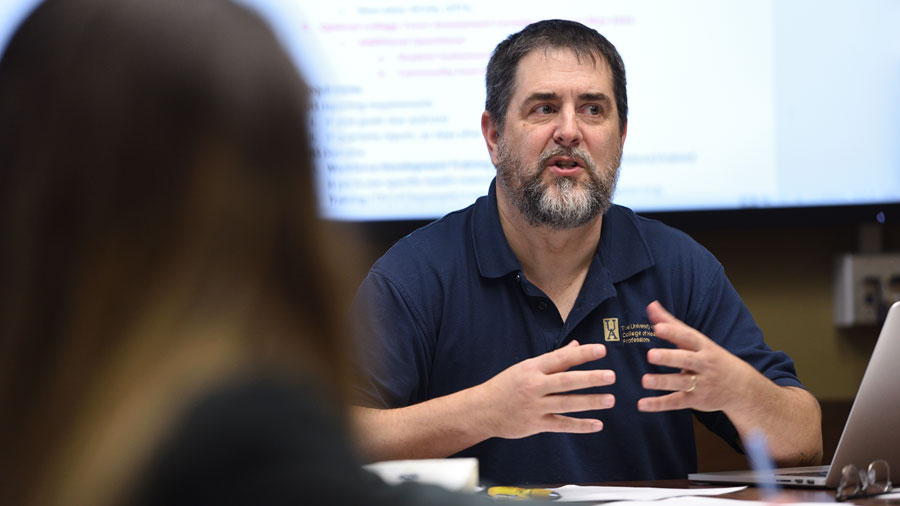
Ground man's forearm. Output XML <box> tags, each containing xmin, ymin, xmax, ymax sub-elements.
<box><xmin>351</xmin><ymin>387</ymin><xmax>492</xmax><ymax>462</ymax></box>
<box><xmin>726</xmin><ymin>382</ymin><xmax>823</xmax><ymax>467</ymax></box>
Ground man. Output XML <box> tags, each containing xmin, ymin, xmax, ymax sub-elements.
<box><xmin>351</xmin><ymin>19</ymin><xmax>822</xmax><ymax>485</ymax></box>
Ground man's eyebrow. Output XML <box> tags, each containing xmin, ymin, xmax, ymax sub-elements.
<box><xmin>580</xmin><ymin>92</ymin><xmax>612</xmax><ymax>104</ymax></box>
<box><xmin>523</xmin><ymin>92</ymin><xmax>560</xmax><ymax>103</ymax></box>
<box><xmin>522</xmin><ymin>92</ymin><xmax>612</xmax><ymax>104</ymax></box>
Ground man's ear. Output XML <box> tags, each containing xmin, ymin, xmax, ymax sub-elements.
<box><xmin>481</xmin><ymin>111</ymin><xmax>501</xmax><ymax>167</ymax></box>
<box><xmin>620</xmin><ymin>120</ymin><xmax>628</xmax><ymax>147</ymax></box>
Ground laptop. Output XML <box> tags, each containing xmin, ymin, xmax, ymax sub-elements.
<box><xmin>689</xmin><ymin>300</ymin><xmax>900</xmax><ymax>488</ymax></box>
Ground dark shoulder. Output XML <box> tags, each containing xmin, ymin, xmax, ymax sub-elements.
<box><xmin>158</xmin><ymin>374</ymin><xmax>347</xmax><ymax>449</ymax></box>
<box><xmin>610</xmin><ymin>204</ymin><xmax>719</xmax><ymax>265</ymax></box>
<box><xmin>371</xmin><ymin>202</ymin><xmax>475</xmax><ymax>276</ymax></box>
<box><xmin>130</xmin><ymin>374</ymin><xmax>356</xmax><ymax>506</ymax></box>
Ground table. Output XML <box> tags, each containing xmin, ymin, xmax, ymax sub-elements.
<box><xmin>598</xmin><ymin>480</ymin><xmax>899</xmax><ymax>504</ymax></box>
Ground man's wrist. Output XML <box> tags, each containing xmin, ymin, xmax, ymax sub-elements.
<box><xmin>721</xmin><ymin>364</ymin><xmax>776</xmax><ymax>422</ymax></box>
<box><xmin>456</xmin><ymin>382</ymin><xmax>498</xmax><ymax>442</ymax></box>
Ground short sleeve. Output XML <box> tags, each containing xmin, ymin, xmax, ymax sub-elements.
<box><xmin>350</xmin><ymin>270</ymin><xmax>435</xmax><ymax>408</ymax></box>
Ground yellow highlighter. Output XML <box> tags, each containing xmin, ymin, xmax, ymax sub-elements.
<box><xmin>487</xmin><ymin>486</ymin><xmax>561</xmax><ymax>500</ymax></box>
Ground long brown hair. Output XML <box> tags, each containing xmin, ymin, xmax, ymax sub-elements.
<box><xmin>0</xmin><ymin>0</ymin><xmax>356</xmax><ymax>504</ymax></box>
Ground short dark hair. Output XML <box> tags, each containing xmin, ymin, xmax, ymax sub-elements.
<box><xmin>485</xmin><ymin>19</ymin><xmax>627</xmax><ymax>135</ymax></box>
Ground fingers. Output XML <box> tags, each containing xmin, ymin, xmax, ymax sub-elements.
<box><xmin>543</xmin><ymin>414</ymin><xmax>604</xmax><ymax>434</ymax></box>
<box><xmin>647</xmin><ymin>301</ymin><xmax>704</xmax><ymax>351</ymax></box>
<box><xmin>641</xmin><ymin>372</ymin><xmax>695</xmax><ymax>392</ymax></box>
<box><xmin>547</xmin><ymin>392</ymin><xmax>615</xmax><ymax>414</ymax></box>
<box><xmin>544</xmin><ymin>369</ymin><xmax>616</xmax><ymax>395</ymax></box>
<box><xmin>536</xmin><ymin>342</ymin><xmax>606</xmax><ymax>374</ymax></box>
<box><xmin>646</xmin><ymin>347</ymin><xmax>697</xmax><ymax>371</ymax></box>
<box><xmin>646</xmin><ymin>300</ymin><xmax>677</xmax><ymax>325</ymax></box>
<box><xmin>653</xmin><ymin>322</ymin><xmax>704</xmax><ymax>351</ymax></box>
<box><xmin>637</xmin><ymin>393</ymin><xmax>689</xmax><ymax>412</ymax></box>
<box><xmin>486</xmin><ymin>342</ymin><xmax>614</xmax><ymax>439</ymax></box>
<box><xmin>641</xmin><ymin>303</ymin><xmax>712</xmax><ymax>413</ymax></box>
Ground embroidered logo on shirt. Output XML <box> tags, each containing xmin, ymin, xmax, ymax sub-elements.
<box><xmin>603</xmin><ymin>320</ymin><xmax>657</xmax><ymax>343</ymax></box>
<box><xmin>603</xmin><ymin>318</ymin><xmax>620</xmax><ymax>341</ymax></box>
<box><xmin>620</xmin><ymin>323</ymin><xmax>655</xmax><ymax>343</ymax></box>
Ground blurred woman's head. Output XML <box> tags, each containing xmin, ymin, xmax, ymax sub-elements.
<box><xmin>0</xmin><ymin>0</ymin><xmax>353</xmax><ymax>504</ymax></box>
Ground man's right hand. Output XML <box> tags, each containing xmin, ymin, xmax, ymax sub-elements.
<box><xmin>475</xmin><ymin>340</ymin><xmax>616</xmax><ymax>439</ymax></box>
<box><xmin>353</xmin><ymin>340</ymin><xmax>615</xmax><ymax>461</ymax></box>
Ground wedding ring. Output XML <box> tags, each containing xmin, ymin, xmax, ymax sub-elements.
<box><xmin>685</xmin><ymin>374</ymin><xmax>697</xmax><ymax>393</ymax></box>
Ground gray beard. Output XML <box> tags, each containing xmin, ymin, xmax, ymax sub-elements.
<box><xmin>496</xmin><ymin>141</ymin><xmax>621</xmax><ymax>230</ymax></box>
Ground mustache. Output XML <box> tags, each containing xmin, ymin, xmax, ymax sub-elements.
<box><xmin>537</xmin><ymin>146</ymin><xmax>598</xmax><ymax>172</ymax></box>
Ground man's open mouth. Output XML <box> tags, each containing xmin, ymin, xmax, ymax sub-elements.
<box><xmin>547</xmin><ymin>156</ymin><xmax>584</xmax><ymax>170</ymax></box>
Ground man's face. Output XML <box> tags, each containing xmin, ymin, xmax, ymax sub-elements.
<box><xmin>487</xmin><ymin>48</ymin><xmax>625</xmax><ymax>230</ymax></box>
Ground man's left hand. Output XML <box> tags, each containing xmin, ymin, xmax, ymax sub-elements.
<box><xmin>636</xmin><ymin>300</ymin><xmax>823</xmax><ymax>466</ymax></box>
<box><xmin>636</xmin><ymin>300</ymin><xmax>762</xmax><ymax>413</ymax></box>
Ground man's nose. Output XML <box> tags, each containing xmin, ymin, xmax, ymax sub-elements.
<box><xmin>553</xmin><ymin>108</ymin><xmax>582</xmax><ymax>148</ymax></box>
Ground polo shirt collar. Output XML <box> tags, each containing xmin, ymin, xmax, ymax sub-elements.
<box><xmin>472</xmin><ymin>178</ymin><xmax>655</xmax><ymax>283</ymax></box>
<box><xmin>472</xmin><ymin>180</ymin><xmax>522</xmax><ymax>279</ymax></box>
<box><xmin>597</xmin><ymin>204</ymin><xmax>655</xmax><ymax>283</ymax></box>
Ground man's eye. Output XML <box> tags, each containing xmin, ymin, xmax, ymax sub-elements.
<box><xmin>535</xmin><ymin>105</ymin><xmax>554</xmax><ymax>114</ymax></box>
<box><xmin>584</xmin><ymin>105</ymin><xmax>601</xmax><ymax>115</ymax></box>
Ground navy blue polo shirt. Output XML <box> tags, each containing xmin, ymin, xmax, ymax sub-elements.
<box><xmin>352</xmin><ymin>181</ymin><xmax>803</xmax><ymax>486</ymax></box>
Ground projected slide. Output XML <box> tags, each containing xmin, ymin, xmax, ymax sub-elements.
<box><xmin>265</xmin><ymin>0</ymin><xmax>898</xmax><ymax>220</ymax></box>
<box><xmin>276</xmin><ymin>1</ymin><xmax>778</xmax><ymax>219</ymax></box>
<box><xmin>3</xmin><ymin>0</ymin><xmax>897</xmax><ymax>220</ymax></box>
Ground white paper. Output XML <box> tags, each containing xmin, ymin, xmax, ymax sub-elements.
<box><xmin>549</xmin><ymin>484</ymin><xmax>748</xmax><ymax>502</ymax></box>
<box><xmin>604</xmin><ymin>498</ymin><xmax>831</xmax><ymax>506</ymax></box>
<box><xmin>364</xmin><ymin>457</ymin><xmax>479</xmax><ymax>491</ymax></box>
<box><xmin>872</xmin><ymin>491</ymin><xmax>900</xmax><ymax>499</ymax></box>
